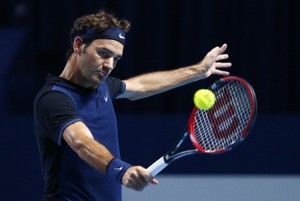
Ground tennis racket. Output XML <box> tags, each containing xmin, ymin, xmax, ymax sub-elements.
<box><xmin>147</xmin><ymin>76</ymin><xmax>257</xmax><ymax>177</ymax></box>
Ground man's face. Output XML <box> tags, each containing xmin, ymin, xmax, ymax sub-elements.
<box><xmin>77</xmin><ymin>39</ymin><xmax>124</xmax><ymax>88</ymax></box>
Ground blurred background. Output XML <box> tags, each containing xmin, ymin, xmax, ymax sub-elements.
<box><xmin>0</xmin><ymin>0</ymin><xmax>299</xmax><ymax>200</ymax></box>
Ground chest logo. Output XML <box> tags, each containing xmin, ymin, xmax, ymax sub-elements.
<box><xmin>104</xmin><ymin>92</ymin><xmax>108</xmax><ymax>102</ymax></box>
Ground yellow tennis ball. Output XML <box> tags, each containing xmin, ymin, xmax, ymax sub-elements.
<box><xmin>193</xmin><ymin>89</ymin><xmax>216</xmax><ymax>110</ymax></box>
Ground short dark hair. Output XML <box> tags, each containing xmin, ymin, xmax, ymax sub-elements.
<box><xmin>66</xmin><ymin>9</ymin><xmax>131</xmax><ymax>60</ymax></box>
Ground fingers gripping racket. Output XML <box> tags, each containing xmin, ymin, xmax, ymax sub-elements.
<box><xmin>147</xmin><ymin>76</ymin><xmax>257</xmax><ymax>177</ymax></box>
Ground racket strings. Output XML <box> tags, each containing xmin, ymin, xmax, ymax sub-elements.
<box><xmin>193</xmin><ymin>81</ymin><xmax>253</xmax><ymax>152</ymax></box>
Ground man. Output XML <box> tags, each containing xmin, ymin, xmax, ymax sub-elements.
<box><xmin>34</xmin><ymin>9</ymin><xmax>231</xmax><ymax>201</ymax></box>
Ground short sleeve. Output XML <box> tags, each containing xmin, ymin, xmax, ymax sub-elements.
<box><xmin>107</xmin><ymin>77</ymin><xmax>126</xmax><ymax>100</ymax></box>
<box><xmin>35</xmin><ymin>91</ymin><xmax>81</xmax><ymax>145</ymax></box>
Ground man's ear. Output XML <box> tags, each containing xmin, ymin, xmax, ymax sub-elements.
<box><xmin>73</xmin><ymin>37</ymin><xmax>83</xmax><ymax>54</ymax></box>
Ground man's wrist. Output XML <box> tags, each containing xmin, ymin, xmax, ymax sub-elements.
<box><xmin>106</xmin><ymin>158</ymin><xmax>132</xmax><ymax>183</ymax></box>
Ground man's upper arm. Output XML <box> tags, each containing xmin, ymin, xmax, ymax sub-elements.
<box><xmin>116</xmin><ymin>79</ymin><xmax>140</xmax><ymax>100</ymax></box>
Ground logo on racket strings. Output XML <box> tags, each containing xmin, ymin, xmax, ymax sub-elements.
<box><xmin>207</xmin><ymin>89</ymin><xmax>239</xmax><ymax>139</ymax></box>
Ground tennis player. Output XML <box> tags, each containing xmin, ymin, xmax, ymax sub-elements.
<box><xmin>34</xmin><ymin>9</ymin><xmax>231</xmax><ymax>201</ymax></box>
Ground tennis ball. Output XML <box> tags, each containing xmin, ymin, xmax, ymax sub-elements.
<box><xmin>193</xmin><ymin>89</ymin><xmax>216</xmax><ymax>110</ymax></box>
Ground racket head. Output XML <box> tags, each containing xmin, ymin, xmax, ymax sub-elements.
<box><xmin>188</xmin><ymin>76</ymin><xmax>257</xmax><ymax>154</ymax></box>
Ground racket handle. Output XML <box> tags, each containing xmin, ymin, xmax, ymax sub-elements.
<box><xmin>147</xmin><ymin>156</ymin><xmax>168</xmax><ymax>177</ymax></box>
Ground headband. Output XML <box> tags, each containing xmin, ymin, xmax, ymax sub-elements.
<box><xmin>72</xmin><ymin>27</ymin><xmax>126</xmax><ymax>46</ymax></box>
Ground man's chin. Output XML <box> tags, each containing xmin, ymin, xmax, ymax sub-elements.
<box><xmin>92</xmin><ymin>77</ymin><xmax>106</xmax><ymax>87</ymax></box>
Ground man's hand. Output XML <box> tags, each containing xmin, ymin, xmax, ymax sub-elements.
<box><xmin>122</xmin><ymin>166</ymin><xmax>158</xmax><ymax>191</ymax></box>
<box><xmin>195</xmin><ymin>43</ymin><xmax>232</xmax><ymax>79</ymax></box>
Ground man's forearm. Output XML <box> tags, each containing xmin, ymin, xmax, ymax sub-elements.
<box><xmin>119</xmin><ymin>44</ymin><xmax>231</xmax><ymax>100</ymax></box>
<box><xmin>63</xmin><ymin>121</ymin><xmax>114</xmax><ymax>174</ymax></box>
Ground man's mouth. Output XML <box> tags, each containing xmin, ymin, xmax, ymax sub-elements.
<box><xmin>97</xmin><ymin>71</ymin><xmax>108</xmax><ymax>77</ymax></box>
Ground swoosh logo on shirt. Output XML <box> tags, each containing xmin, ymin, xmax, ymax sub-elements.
<box><xmin>104</xmin><ymin>92</ymin><xmax>108</xmax><ymax>102</ymax></box>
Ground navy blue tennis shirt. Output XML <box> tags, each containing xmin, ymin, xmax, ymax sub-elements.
<box><xmin>34</xmin><ymin>74</ymin><xmax>129</xmax><ymax>201</ymax></box>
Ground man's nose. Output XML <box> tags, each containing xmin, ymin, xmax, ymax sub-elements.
<box><xmin>103</xmin><ymin>57</ymin><xmax>114</xmax><ymax>70</ymax></box>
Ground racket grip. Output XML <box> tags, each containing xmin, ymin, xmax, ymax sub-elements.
<box><xmin>147</xmin><ymin>156</ymin><xmax>168</xmax><ymax>177</ymax></box>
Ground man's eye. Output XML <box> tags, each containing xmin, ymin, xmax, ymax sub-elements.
<box><xmin>98</xmin><ymin>50</ymin><xmax>110</xmax><ymax>58</ymax></box>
